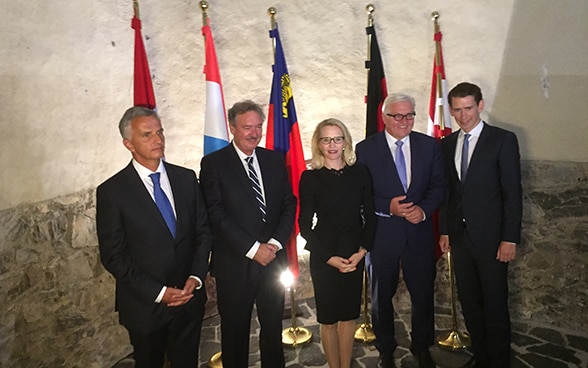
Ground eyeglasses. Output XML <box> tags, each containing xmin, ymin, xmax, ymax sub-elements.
<box><xmin>319</xmin><ymin>136</ymin><xmax>345</xmax><ymax>145</ymax></box>
<box><xmin>385</xmin><ymin>112</ymin><xmax>416</xmax><ymax>121</ymax></box>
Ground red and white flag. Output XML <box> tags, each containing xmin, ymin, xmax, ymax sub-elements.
<box><xmin>428</xmin><ymin>26</ymin><xmax>452</xmax><ymax>260</ymax></box>
<box><xmin>427</xmin><ymin>31</ymin><xmax>451</xmax><ymax>139</ymax></box>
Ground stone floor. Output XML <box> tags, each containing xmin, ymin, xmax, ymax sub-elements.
<box><xmin>113</xmin><ymin>297</ymin><xmax>588</xmax><ymax>368</ymax></box>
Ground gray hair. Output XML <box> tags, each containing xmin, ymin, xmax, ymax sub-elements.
<box><xmin>227</xmin><ymin>100</ymin><xmax>265</xmax><ymax>126</ymax></box>
<box><xmin>118</xmin><ymin>106</ymin><xmax>160</xmax><ymax>139</ymax></box>
<box><xmin>381</xmin><ymin>93</ymin><xmax>416</xmax><ymax>113</ymax></box>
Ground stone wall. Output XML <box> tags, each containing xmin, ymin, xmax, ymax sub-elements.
<box><xmin>0</xmin><ymin>160</ymin><xmax>586</xmax><ymax>367</ymax></box>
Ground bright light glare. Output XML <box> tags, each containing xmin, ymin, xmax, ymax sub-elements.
<box><xmin>280</xmin><ymin>269</ymin><xmax>294</xmax><ymax>288</ymax></box>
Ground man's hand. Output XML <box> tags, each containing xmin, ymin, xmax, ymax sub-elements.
<box><xmin>390</xmin><ymin>196</ymin><xmax>424</xmax><ymax>224</ymax></box>
<box><xmin>439</xmin><ymin>235</ymin><xmax>451</xmax><ymax>253</ymax></box>
<box><xmin>496</xmin><ymin>241</ymin><xmax>516</xmax><ymax>262</ymax></box>
<box><xmin>253</xmin><ymin>243</ymin><xmax>278</xmax><ymax>266</ymax></box>
<box><xmin>162</xmin><ymin>286</ymin><xmax>193</xmax><ymax>307</ymax></box>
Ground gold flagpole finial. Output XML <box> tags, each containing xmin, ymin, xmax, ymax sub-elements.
<box><xmin>431</xmin><ymin>11</ymin><xmax>440</xmax><ymax>32</ymax></box>
<box><xmin>200</xmin><ymin>1</ymin><xmax>209</xmax><ymax>26</ymax></box>
<box><xmin>268</xmin><ymin>7</ymin><xmax>277</xmax><ymax>30</ymax></box>
<box><xmin>366</xmin><ymin>4</ymin><xmax>375</xmax><ymax>26</ymax></box>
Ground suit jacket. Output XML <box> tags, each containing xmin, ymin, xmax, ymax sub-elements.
<box><xmin>439</xmin><ymin>122</ymin><xmax>522</xmax><ymax>249</ymax></box>
<box><xmin>356</xmin><ymin>131</ymin><xmax>446</xmax><ymax>256</ymax></box>
<box><xmin>199</xmin><ymin>145</ymin><xmax>297</xmax><ymax>281</ymax></box>
<box><xmin>96</xmin><ymin>161</ymin><xmax>211</xmax><ymax>330</ymax></box>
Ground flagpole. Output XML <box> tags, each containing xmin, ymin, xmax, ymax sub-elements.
<box><xmin>432</xmin><ymin>12</ymin><xmax>446</xmax><ymax>133</ymax></box>
<box><xmin>355</xmin><ymin>3</ymin><xmax>377</xmax><ymax>344</ymax></box>
<box><xmin>133</xmin><ymin>0</ymin><xmax>140</xmax><ymax>19</ymax></box>
<box><xmin>200</xmin><ymin>0</ymin><xmax>209</xmax><ymax>26</ymax></box>
<box><xmin>432</xmin><ymin>11</ymin><xmax>471</xmax><ymax>351</ymax></box>
<box><xmin>266</xmin><ymin>6</ymin><xmax>311</xmax><ymax>347</ymax></box>
<box><xmin>201</xmin><ymin>3</ymin><xmax>223</xmax><ymax>366</ymax></box>
<box><xmin>365</xmin><ymin>4</ymin><xmax>374</xmax><ymax>92</ymax></box>
<box><xmin>268</xmin><ymin>7</ymin><xmax>278</xmax><ymax>60</ymax></box>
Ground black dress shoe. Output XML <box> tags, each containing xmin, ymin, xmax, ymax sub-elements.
<box><xmin>416</xmin><ymin>349</ymin><xmax>436</xmax><ymax>368</ymax></box>
<box><xmin>377</xmin><ymin>353</ymin><xmax>396</xmax><ymax>368</ymax></box>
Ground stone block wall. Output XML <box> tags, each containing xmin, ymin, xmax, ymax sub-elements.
<box><xmin>0</xmin><ymin>160</ymin><xmax>586</xmax><ymax>367</ymax></box>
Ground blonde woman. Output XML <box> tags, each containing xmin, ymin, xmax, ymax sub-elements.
<box><xmin>299</xmin><ymin>118</ymin><xmax>375</xmax><ymax>368</ymax></box>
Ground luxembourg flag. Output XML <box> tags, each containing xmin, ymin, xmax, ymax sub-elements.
<box><xmin>267</xmin><ymin>24</ymin><xmax>306</xmax><ymax>278</ymax></box>
<box><xmin>427</xmin><ymin>30</ymin><xmax>452</xmax><ymax>139</ymax></box>
<box><xmin>202</xmin><ymin>18</ymin><xmax>229</xmax><ymax>156</ymax></box>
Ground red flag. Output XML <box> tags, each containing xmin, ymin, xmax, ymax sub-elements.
<box><xmin>131</xmin><ymin>16</ymin><xmax>156</xmax><ymax>109</ymax></box>
<box><xmin>428</xmin><ymin>27</ymin><xmax>452</xmax><ymax>259</ymax></box>
<box><xmin>365</xmin><ymin>24</ymin><xmax>388</xmax><ymax>138</ymax></box>
<box><xmin>266</xmin><ymin>24</ymin><xmax>306</xmax><ymax>278</ymax></box>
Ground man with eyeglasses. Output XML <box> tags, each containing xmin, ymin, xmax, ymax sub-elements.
<box><xmin>356</xmin><ymin>93</ymin><xmax>446</xmax><ymax>368</ymax></box>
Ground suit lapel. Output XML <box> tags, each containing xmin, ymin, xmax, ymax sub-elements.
<box><xmin>446</xmin><ymin>132</ymin><xmax>460</xmax><ymax>183</ymax></box>
<box><xmin>468</xmin><ymin>122</ymin><xmax>491</xmax><ymax>170</ymax></box>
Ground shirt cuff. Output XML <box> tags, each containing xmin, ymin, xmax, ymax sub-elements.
<box><xmin>155</xmin><ymin>286</ymin><xmax>166</xmax><ymax>303</ymax></box>
<box><xmin>246</xmin><ymin>241</ymin><xmax>261</xmax><ymax>259</ymax></box>
<box><xmin>189</xmin><ymin>275</ymin><xmax>203</xmax><ymax>290</ymax></box>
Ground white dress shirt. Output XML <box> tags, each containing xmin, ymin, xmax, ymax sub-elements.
<box><xmin>455</xmin><ymin>121</ymin><xmax>485</xmax><ymax>181</ymax></box>
<box><xmin>232</xmin><ymin>142</ymin><xmax>283</xmax><ymax>259</ymax></box>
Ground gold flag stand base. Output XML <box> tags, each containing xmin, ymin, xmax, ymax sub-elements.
<box><xmin>437</xmin><ymin>330</ymin><xmax>471</xmax><ymax>350</ymax></box>
<box><xmin>282</xmin><ymin>326</ymin><xmax>313</xmax><ymax>346</ymax></box>
<box><xmin>354</xmin><ymin>322</ymin><xmax>376</xmax><ymax>343</ymax></box>
<box><xmin>208</xmin><ymin>352</ymin><xmax>222</xmax><ymax>368</ymax></box>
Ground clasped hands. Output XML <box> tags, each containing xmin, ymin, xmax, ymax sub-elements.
<box><xmin>253</xmin><ymin>242</ymin><xmax>280</xmax><ymax>266</ymax></box>
<box><xmin>327</xmin><ymin>248</ymin><xmax>367</xmax><ymax>273</ymax></box>
<box><xmin>161</xmin><ymin>277</ymin><xmax>201</xmax><ymax>307</ymax></box>
<box><xmin>390</xmin><ymin>195</ymin><xmax>424</xmax><ymax>224</ymax></box>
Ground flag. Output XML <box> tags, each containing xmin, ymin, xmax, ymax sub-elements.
<box><xmin>267</xmin><ymin>24</ymin><xmax>306</xmax><ymax>278</ymax></box>
<box><xmin>428</xmin><ymin>27</ymin><xmax>452</xmax><ymax>259</ymax></box>
<box><xmin>427</xmin><ymin>31</ymin><xmax>452</xmax><ymax>139</ymax></box>
<box><xmin>202</xmin><ymin>18</ymin><xmax>229</xmax><ymax>155</ymax></box>
<box><xmin>365</xmin><ymin>25</ymin><xmax>388</xmax><ymax>137</ymax></box>
<box><xmin>131</xmin><ymin>15</ymin><xmax>156</xmax><ymax>109</ymax></box>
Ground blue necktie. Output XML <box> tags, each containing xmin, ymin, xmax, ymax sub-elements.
<box><xmin>461</xmin><ymin>133</ymin><xmax>471</xmax><ymax>182</ymax></box>
<box><xmin>395</xmin><ymin>140</ymin><xmax>408</xmax><ymax>191</ymax></box>
<box><xmin>246</xmin><ymin>157</ymin><xmax>266</xmax><ymax>222</ymax></box>
<box><xmin>149</xmin><ymin>172</ymin><xmax>176</xmax><ymax>237</ymax></box>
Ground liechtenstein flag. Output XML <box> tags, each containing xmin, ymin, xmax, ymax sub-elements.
<box><xmin>202</xmin><ymin>18</ymin><xmax>229</xmax><ymax>156</ymax></box>
<box><xmin>266</xmin><ymin>24</ymin><xmax>306</xmax><ymax>278</ymax></box>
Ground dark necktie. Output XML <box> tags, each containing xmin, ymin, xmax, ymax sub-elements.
<box><xmin>461</xmin><ymin>133</ymin><xmax>471</xmax><ymax>182</ymax></box>
<box><xmin>246</xmin><ymin>157</ymin><xmax>266</xmax><ymax>222</ymax></box>
<box><xmin>395</xmin><ymin>140</ymin><xmax>408</xmax><ymax>191</ymax></box>
<box><xmin>149</xmin><ymin>172</ymin><xmax>176</xmax><ymax>237</ymax></box>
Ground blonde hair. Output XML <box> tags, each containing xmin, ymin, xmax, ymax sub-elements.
<box><xmin>309</xmin><ymin>118</ymin><xmax>356</xmax><ymax>169</ymax></box>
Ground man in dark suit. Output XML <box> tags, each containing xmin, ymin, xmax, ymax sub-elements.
<box><xmin>356</xmin><ymin>93</ymin><xmax>446</xmax><ymax>368</ymax></box>
<box><xmin>96</xmin><ymin>107</ymin><xmax>212</xmax><ymax>368</ymax></box>
<box><xmin>439</xmin><ymin>82</ymin><xmax>522</xmax><ymax>368</ymax></box>
<box><xmin>199</xmin><ymin>100</ymin><xmax>297</xmax><ymax>368</ymax></box>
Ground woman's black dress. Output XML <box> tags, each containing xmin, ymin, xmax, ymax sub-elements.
<box><xmin>298</xmin><ymin>164</ymin><xmax>375</xmax><ymax>324</ymax></box>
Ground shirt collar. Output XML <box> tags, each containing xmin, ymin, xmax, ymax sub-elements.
<box><xmin>132</xmin><ymin>159</ymin><xmax>166</xmax><ymax>179</ymax></box>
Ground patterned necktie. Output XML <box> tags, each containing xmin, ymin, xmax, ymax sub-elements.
<box><xmin>395</xmin><ymin>140</ymin><xmax>408</xmax><ymax>191</ymax></box>
<box><xmin>461</xmin><ymin>133</ymin><xmax>471</xmax><ymax>182</ymax></box>
<box><xmin>149</xmin><ymin>172</ymin><xmax>176</xmax><ymax>237</ymax></box>
<box><xmin>246</xmin><ymin>157</ymin><xmax>266</xmax><ymax>222</ymax></box>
